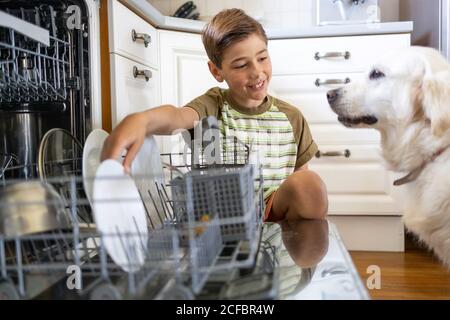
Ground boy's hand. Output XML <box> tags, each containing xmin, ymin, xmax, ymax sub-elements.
<box><xmin>101</xmin><ymin>112</ymin><xmax>148</xmax><ymax>173</ymax></box>
<box><xmin>100</xmin><ymin>105</ymin><xmax>198</xmax><ymax>173</ymax></box>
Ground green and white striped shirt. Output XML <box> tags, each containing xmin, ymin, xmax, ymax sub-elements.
<box><xmin>185</xmin><ymin>87</ymin><xmax>318</xmax><ymax>201</ymax></box>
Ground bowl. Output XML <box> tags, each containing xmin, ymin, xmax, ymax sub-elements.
<box><xmin>0</xmin><ymin>181</ymin><xmax>71</xmax><ymax>237</ymax></box>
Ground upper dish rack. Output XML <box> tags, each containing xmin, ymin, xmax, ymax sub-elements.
<box><xmin>0</xmin><ymin>6</ymin><xmax>75</xmax><ymax>108</ymax></box>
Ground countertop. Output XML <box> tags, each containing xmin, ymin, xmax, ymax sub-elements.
<box><xmin>125</xmin><ymin>0</ymin><xmax>413</xmax><ymax>39</ymax></box>
<box><xmin>270</xmin><ymin>220</ymin><xmax>370</xmax><ymax>300</ymax></box>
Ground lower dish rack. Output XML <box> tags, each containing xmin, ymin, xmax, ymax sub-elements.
<box><xmin>0</xmin><ymin>139</ymin><xmax>265</xmax><ymax>300</ymax></box>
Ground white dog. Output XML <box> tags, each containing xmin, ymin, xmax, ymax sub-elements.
<box><xmin>327</xmin><ymin>46</ymin><xmax>450</xmax><ymax>266</ymax></box>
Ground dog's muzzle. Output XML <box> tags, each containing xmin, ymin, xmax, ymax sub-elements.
<box><xmin>327</xmin><ymin>88</ymin><xmax>341</xmax><ymax>104</ymax></box>
<box><xmin>327</xmin><ymin>88</ymin><xmax>343</xmax><ymax>115</ymax></box>
<box><xmin>326</xmin><ymin>88</ymin><xmax>378</xmax><ymax>126</ymax></box>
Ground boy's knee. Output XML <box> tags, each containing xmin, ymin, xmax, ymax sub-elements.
<box><xmin>287</xmin><ymin>170</ymin><xmax>328</xmax><ymax>219</ymax></box>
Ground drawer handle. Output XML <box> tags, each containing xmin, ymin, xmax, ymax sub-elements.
<box><xmin>314</xmin><ymin>51</ymin><xmax>350</xmax><ymax>60</ymax></box>
<box><xmin>315</xmin><ymin>78</ymin><xmax>350</xmax><ymax>87</ymax></box>
<box><xmin>315</xmin><ymin>149</ymin><xmax>351</xmax><ymax>158</ymax></box>
<box><xmin>131</xmin><ymin>29</ymin><xmax>151</xmax><ymax>47</ymax></box>
<box><xmin>133</xmin><ymin>66</ymin><xmax>152</xmax><ymax>81</ymax></box>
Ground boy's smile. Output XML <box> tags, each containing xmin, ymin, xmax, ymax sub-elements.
<box><xmin>208</xmin><ymin>34</ymin><xmax>272</xmax><ymax>109</ymax></box>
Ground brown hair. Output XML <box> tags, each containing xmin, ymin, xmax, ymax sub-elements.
<box><xmin>202</xmin><ymin>8</ymin><xmax>267</xmax><ymax>68</ymax></box>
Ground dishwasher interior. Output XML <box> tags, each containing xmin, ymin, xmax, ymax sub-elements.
<box><xmin>0</xmin><ymin>148</ymin><xmax>273</xmax><ymax>300</ymax></box>
<box><xmin>0</xmin><ymin>0</ymin><xmax>92</xmax><ymax>179</ymax></box>
<box><xmin>0</xmin><ymin>1</ymin><xmax>279</xmax><ymax>300</ymax></box>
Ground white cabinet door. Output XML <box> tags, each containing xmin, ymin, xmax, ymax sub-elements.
<box><xmin>159</xmin><ymin>30</ymin><xmax>225</xmax><ymax>153</ymax></box>
<box><xmin>110</xmin><ymin>53</ymin><xmax>160</xmax><ymax>126</ymax></box>
<box><xmin>159</xmin><ymin>30</ymin><xmax>224</xmax><ymax>106</ymax></box>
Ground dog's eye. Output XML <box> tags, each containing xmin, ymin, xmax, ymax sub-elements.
<box><xmin>369</xmin><ymin>69</ymin><xmax>385</xmax><ymax>80</ymax></box>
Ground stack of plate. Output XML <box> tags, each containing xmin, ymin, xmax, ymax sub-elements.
<box><xmin>85</xmin><ymin>133</ymin><xmax>164</xmax><ymax>273</ymax></box>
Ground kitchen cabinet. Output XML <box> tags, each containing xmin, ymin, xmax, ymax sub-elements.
<box><xmin>107</xmin><ymin>0</ymin><xmax>162</xmax><ymax>148</ymax></box>
<box><xmin>107</xmin><ymin>0</ymin><xmax>161</xmax><ymax>126</ymax></box>
<box><xmin>269</xmin><ymin>34</ymin><xmax>411</xmax><ymax>251</ymax></box>
<box><xmin>158</xmin><ymin>30</ymin><xmax>224</xmax><ymax>153</ymax></box>
<box><xmin>109</xmin><ymin>53</ymin><xmax>160</xmax><ymax>125</ymax></box>
<box><xmin>159</xmin><ymin>30</ymin><xmax>221</xmax><ymax>108</ymax></box>
<box><xmin>108</xmin><ymin>0</ymin><xmax>158</xmax><ymax>70</ymax></box>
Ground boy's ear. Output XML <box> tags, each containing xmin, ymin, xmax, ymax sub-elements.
<box><xmin>207</xmin><ymin>61</ymin><xmax>224</xmax><ymax>82</ymax></box>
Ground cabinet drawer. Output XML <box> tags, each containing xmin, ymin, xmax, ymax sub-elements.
<box><xmin>310</xmin><ymin>144</ymin><xmax>404</xmax><ymax>215</ymax></box>
<box><xmin>327</xmin><ymin>194</ymin><xmax>401</xmax><ymax>215</ymax></box>
<box><xmin>312</xmin><ymin>144</ymin><xmax>382</xmax><ymax>163</ymax></box>
<box><xmin>110</xmin><ymin>53</ymin><xmax>160</xmax><ymax>126</ymax></box>
<box><xmin>310</xmin><ymin>162</ymin><xmax>387</xmax><ymax>194</ymax></box>
<box><xmin>269</xmin><ymin>34</ymin><xmax>410</xmax><ymax>75</ymax></box>
<box><xmin>109</xmin><ymin>0</ymin><xmax>158</xmax><ymax>69</ymax></box>
<box><xmin>310</xmin><ymin>124</ymin><xmax>380</xmax><ymax>145</ymax></box>
<box><xmin>309</xmin><ymin>144</ymin><xmax>386</xmax><ymax>191</ymax></box>
<box><xmin>270</xmin><ymin>73</ymin><xmax>380</xmax><ymax>145</ymax></box>
<box><xmin>270</xmin><ymin>73</ymin><xmax>365</xmax><ymax>124</ymax></box>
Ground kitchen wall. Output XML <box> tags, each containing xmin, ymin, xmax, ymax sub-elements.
<box><xmin>399</xmin><ymin>0</ymin><xmax>440</xmax><ymax>48</ymax></box>
<box><xmin>148</xmin><ymin>0</ymin><xmax>400</xmax><ymax>28</ymax></box>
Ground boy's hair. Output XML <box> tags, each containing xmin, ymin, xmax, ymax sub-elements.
<box><xmin>202</xmin><ymin>8</ymin><xmax>267</xmax><ymax>68</ymax></box>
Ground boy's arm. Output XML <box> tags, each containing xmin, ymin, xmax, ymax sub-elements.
<box><xmin>101</xmin><ymin>105</ymin><xmax>199</xmax><ymax>171</ymax></box>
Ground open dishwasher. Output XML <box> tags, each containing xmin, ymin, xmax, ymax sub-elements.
<box><xmin>0</xmin><ymin>1</ymin><xmax>276</xmax><ymax>300</ymax></box>
<box><xmin>0</xmin><ymin>124</ymin><xmax>270</xmax><ymax>299</ymax></box>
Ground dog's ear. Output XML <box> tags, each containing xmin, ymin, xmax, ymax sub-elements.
<box><xmin>421</xmin><ymin>70</ymin><xmax>450</xmax><ymax>137</ymax></box>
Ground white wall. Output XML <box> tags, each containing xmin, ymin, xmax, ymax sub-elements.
<box><xmin>399</xmin><ymin>0</ymin><xmax>440</xmax><ymax>48</ymax></box>
<box><xmin>148</xmin><ymin>0</ymin><xmax>399</xmax><ymax>28</ymax></box>
<box><xmin>379</xmin><ymin>0</ymin><xmax>400</xmax><ymax>22</ymax></box>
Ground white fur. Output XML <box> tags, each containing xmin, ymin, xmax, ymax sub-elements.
<box><xmin>329</xmin><ymin>46</ymin><xmax>450</xmax><ymax>266</ymax></box>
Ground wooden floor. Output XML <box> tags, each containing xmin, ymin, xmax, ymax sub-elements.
<box><xmin>350</xmin><ymin>235</ymin><xmax>450</xmax><ymax>300</ymax></box>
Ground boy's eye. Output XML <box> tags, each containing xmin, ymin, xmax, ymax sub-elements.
<box><xmin>259</xmin><ymin>56</ymin><xmax>267</xmax><ymax>62</ymax></box>
<box><xmin>234</xmin><ymin>64</ymin><xmax>246</xmax><ymax>69</ymax></box>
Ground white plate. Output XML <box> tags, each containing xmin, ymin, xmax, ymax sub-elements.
<box><xmin>83</xmin><ymin>129</ymin><xmax>109</xmax><ymax>204</ymax></box>
<box><xmin>93</xmin><ymin>160</ymin><xmax>148</xmax><ymax>273</ymax></box>
<box><xmin>131</xmin><ymin>137</ymin><xmax>165</xmax><ymax>229</ymax></box>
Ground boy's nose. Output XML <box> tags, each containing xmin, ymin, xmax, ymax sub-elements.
<box><xmin>250</xmin><ymin>70</ymin><xmax>263</xmax><ymax>80</ymax></box>
<box><xmin>249</xmin><ymin>64</ymin><xmax>263</xmax><ymax>78</ymax></box>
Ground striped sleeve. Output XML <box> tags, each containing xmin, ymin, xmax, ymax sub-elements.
<box><xmin>183</xmin><ymin>87</ymin><xmax>222</xmax><ymax>119</ymax></box>
<box><xmin>274</xmin><ymin>98</ymin><xmax>318</xmax><ymax>169</ymax></box>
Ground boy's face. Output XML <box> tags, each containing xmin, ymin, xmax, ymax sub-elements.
<box><xmin>208</xmin><ymin>33</ymin><xmax>272</xmax><ymax>108</ymax></box>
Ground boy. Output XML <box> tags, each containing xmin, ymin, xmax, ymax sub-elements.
<box><xmin>101</xmin><ymin>9</ymin><xmax>328</xmax><ymax>222</ymax></box>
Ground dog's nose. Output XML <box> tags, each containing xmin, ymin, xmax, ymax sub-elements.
<box><xmin>327</xmin><ymin>89</ymin><xmax>340</xmax><ymax>103</ymax></box>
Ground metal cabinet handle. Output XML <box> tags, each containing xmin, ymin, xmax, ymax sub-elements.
<box><xmin>315</xmin><ymin>149</ymin><xmax>351</xmax><ymax>158</ymax></box>
<box><xmin>314</xmin><ymin>51</ymin><xmax>350</xmax><ymax>60</ymax></box>
<box><xmin>131</xmin><ymin>29</ymin><xmax>151</xmax><ymax>47</ymax></box>
<box><xmin>133</xmin><ymin>66</ymin><xmax>152</xmax><ymax>81</ymax></box>
<box><xmin>315</xmin><ymin>77</ymin><xmax>350</xmax><ymax>87</ymax></box>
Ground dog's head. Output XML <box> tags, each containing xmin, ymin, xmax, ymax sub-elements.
<box><xmin>327</xmin><ymin>46</ymin><xmax>450</xmax><ymax>138</ymax></box>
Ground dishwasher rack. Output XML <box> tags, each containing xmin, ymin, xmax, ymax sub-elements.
<box><xmin>0</xmin><ymin>139</ymin><xmax>264</xmax><ymax>299</ymax></box>
<box><xmin>0</xmin><ymin>5</ymin><xmax>74</xmax><ymax>106</ymax></box>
